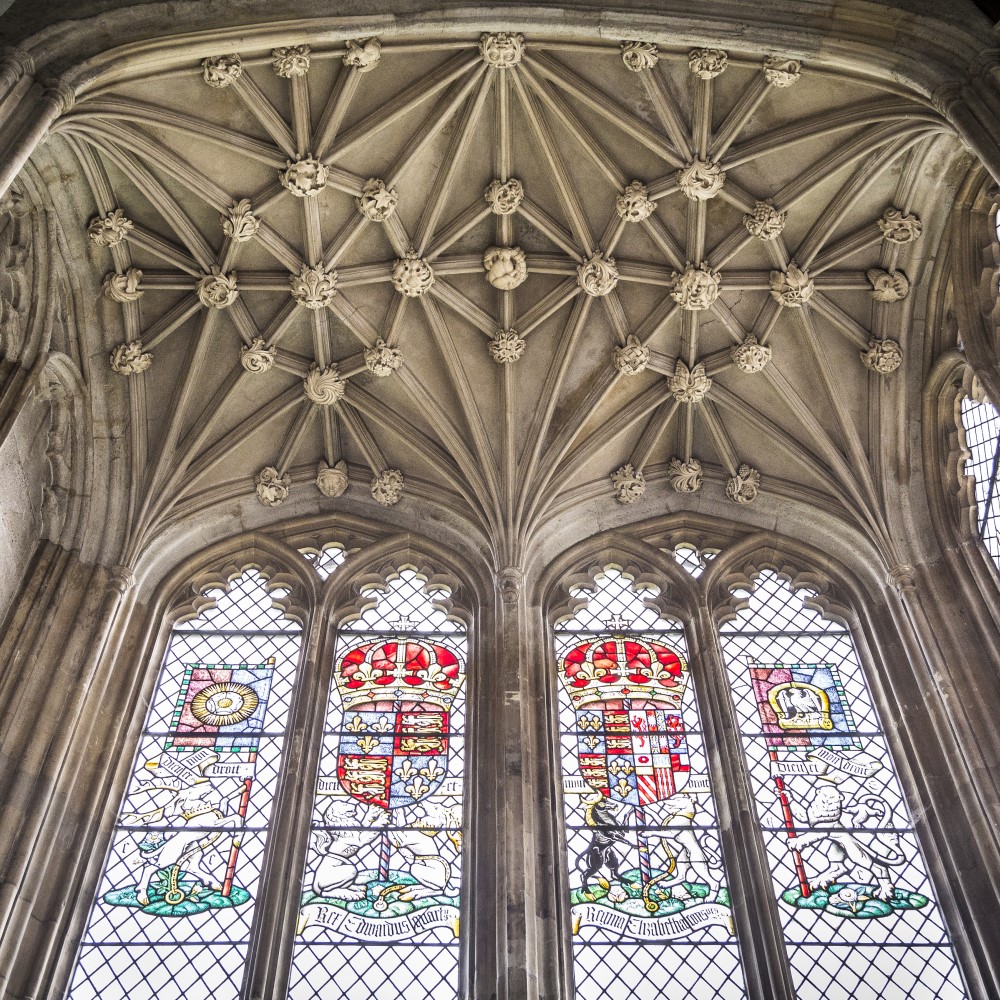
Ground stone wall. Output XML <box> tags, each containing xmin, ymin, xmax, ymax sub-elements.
<box><xmin>0</xmin><ymin>391</ymin><xmax>45</xmax><ymax>626</ymax></box>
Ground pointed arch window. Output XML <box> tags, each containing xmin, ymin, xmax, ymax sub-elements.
<box><xmin>287</xmin><ymin>569</ymin><xmax>467</xmax><ymax>1000</ymax></box>
<box><xmin>68</xmin><ymin>570</ymin><xmax>303</xmax><ymax>999</ymax></box>
<box><xmin>718</xmin><ymin>571</ymin><xmax>968</xmax><ymax>999</ymax></box>
<box><xmin>960</xmin><ymin>393</ymin><xmax>1000</xmax><ymax>571</ymax></box>
<box><xmin>554</xmin><ymin>568</ymin><xmax>747</xmax><ymax>999</ymax></box>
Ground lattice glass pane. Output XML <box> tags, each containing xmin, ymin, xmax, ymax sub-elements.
<box><xmin>299</xmin><ymin>543</ymin><xmax>347</xmax><ymax>581</ymax></box>
<box><xmin>961</xmin><ymin>395</ymin><xmax>1000</xmax><ymax>569</ymax></box>
<box><xmin>289</xmin><ymin>570</ymin><xmax>466</xmax><ymax>1000</ymax></box>
<box><xmin>556</xmin><ymin>569</ymin><xmax>747</xmax><ymax>1000</ymax></box>
<box><xmin>719</xmin><ymin>571</ymin><xmax>968</xmax><ymax>999</ymax></box>
<box><xmin>68</xmin><ymin>571</ymin><xmax>302</xmax><ymax>999</ymax></box>
<box><xmin>672</xmin><ymin>544</ymin><xmax>717</xmax><ymax>578</ymax></box>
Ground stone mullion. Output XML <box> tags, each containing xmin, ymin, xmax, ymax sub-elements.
<box><xmin>519</xmin><ymin>587</ymin><xmax>573</xmax><ymax>1000</ymax></box>
<box><xmin>498</xmin><ymin>573</ymin><xmax>527</xmax><ymax>999</ymax></box>
<box><xmin>488</xmin><ymin>568</ymin><xmax>573</xmax><ymax>1000</ymax></box>
<box><xmin>242</xmin><ymin>601</ymin><xmax>331</xmax><ymax>1000</ymax></box>
<box><xmin>464</xmin><ymin>593</ymin><xmax>501</xmax><ymax>1000</ymax></box>
<box><xmin>687</xmin><ymin>601</ymin><xmax>796</xmax><ymax>1000</ymax></box>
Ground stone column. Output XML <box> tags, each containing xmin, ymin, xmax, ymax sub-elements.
<box><xmin>866</xmin><ymin>564</ymin><xmax>1000</xmax><ymax>997</ymax></box>
<box><xmin>0</xmin><ymin>542</ymin><xmax>143</xmax><ymax>999</ymax></box>
<box><xmin>0</xmin><ymin>80</ymin><xmax>72</xmax><ymax>203</ymax></box>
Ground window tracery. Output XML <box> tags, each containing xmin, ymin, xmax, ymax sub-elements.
<box><xmin>718</xmin><ymin>571</ymin><xmax>968</xmax><ymax>999</ymax></box>
<box><xmin>68</xmin><ymin>570</ymin><xmax>303</xmax><ymax>1000</ymax></box>
<box><xmin>554</xmin><ymin>568</ymin><xmax>746</xmax><ymax>999</ymax></box>
<box><xmin>298</xmin><ymin>542</ymin><xmax>348</xmax><ymax>580</ymax></box>
<box><xmin>671</xmin><ymin>543</ymin><xmax>717</xmax><ymax>578</ymax></box>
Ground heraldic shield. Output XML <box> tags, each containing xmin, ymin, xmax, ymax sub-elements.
<box><xmin>560</xmin><ymin>637</ymin><xmax>690</xmax><ymax>807</ymax></box>
<box><xmin>336</xmin><ymin>639</ymin><xmax>462</xmax><ymax>810</ymax></box>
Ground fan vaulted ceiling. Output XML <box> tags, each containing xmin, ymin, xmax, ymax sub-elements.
<box><xmin>48</xmin><ymin>30</ymin><xmax>962</xmax><ymax>566</ymax></box>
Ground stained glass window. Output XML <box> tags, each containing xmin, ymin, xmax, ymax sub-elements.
<box><xmin>287</xmin><ymin>569</ymin><xmax>466</xmax><ymax>1000</ymax></box>
<box><xmin>960</xmin><ymin>394</ymin><xmax>1000</xmax><ymax>569</ymax></box>
<box><xmin>555</xmin><ymin>568</ymin><xmax>747</xmax><ymax>1000</ymax></box>
<box><xmin>719</xmin><ymin>571</ymin><xmax>968</xmax><ymax>999</ymax></box>
<box><xmin>68</xmin><ymin>570</ymin><xmax>303</xmax><ymax>999</ymax></box>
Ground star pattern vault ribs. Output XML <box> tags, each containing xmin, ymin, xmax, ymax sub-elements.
<box><xmin>60</xmin><ymin>31</ymin><xmax>945</xmax><ymax>566</ymax></box>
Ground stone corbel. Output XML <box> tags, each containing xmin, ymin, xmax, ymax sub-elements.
<box><xmin>498</xmin><ymin>566</ymin><xmax>524</xmax><ymax>605</ymax></box>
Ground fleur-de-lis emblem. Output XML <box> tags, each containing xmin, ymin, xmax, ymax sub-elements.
<box><xmin>580</xmin><ymin>714</ymin><xmax>601</xmax><ymax>731</ymax></box>
<box><xmin>357</xmin><ymin>735</ymin><xmax>379</xmax><ymax>754</ymax></box>
<box><xmin>406</xmin><ymin>776</ymin><xmax>430</xmax><ymax>799</ymax></box>
<box><xmin>614</xmin><ymin>778</ymin><xmax>631</xmax><ymax>799</ymax></box>
<box><xmin>397</xmin><ymin>759</ymin><xmax>416</xmax><ymax>779</ymax></box>
<box><xmin>420</xmin><ymin>760</ymin><xmax>444</xmax><ymax>782</ymax></box>
<box><xmin>608</xmin><ymin>759</ymin><xmax>635</xmax><ymax>778</ymax></box>
<box><xmin>346</xmin><ymin>715</ymin><xmax>365</xmax><ymax>733</ymax></box>
<box><xmin>583</xmin><ymin>736</ymin><xmax>600</xmax><ymax>750</ymax></box>
<box><xmin>354</xmin><ymin>662</ymin><xmax>379</xmax><ymax>684</ymax></box>
<box><xmin>371</xmin><ymin>715</ymin><xmax>392</xmax><ymax>733</ymax></box>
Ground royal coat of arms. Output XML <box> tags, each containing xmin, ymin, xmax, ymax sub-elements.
<box><xmin>336</xmin><ymin>640</ymin><xmax>459</xmax><ymax>811</ymax></box>
<box><xmin>560</xmin><ymin>634</ymin><xmax>733</xmax><ymax>939</ymax></box>
<box><xmin>299</xmin><ymin>637</ymin><xmax>465</xmax><ymax>940</ymax></box>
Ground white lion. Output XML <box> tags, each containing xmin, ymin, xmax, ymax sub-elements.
<box><xmin>388</xmin><ymin>802</ymin><xmax>460</xmax><ymax>898</ymax></box>
<box><xmin>311</xmin><ymin>800</ymin><xmax>388</xmax><ymax>900</ymax></box>
<box><xmin>787</xmin><ymin>786</ymin><xmax>904</xmax><ymax>901</ymax></box>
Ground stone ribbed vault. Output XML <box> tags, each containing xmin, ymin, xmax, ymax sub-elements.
<box><xmin>41</xmin><ymin>28</ymin><xmax>963</xmax><ymax>570</ymax></box>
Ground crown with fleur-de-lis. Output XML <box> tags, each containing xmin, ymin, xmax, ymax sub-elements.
<box><xmin>559</xmin><ymin>636</ymin><xmax>688</xmax><ymax>710</ymax></box>
<box><xmin>336</xmin><ymin>638</ymin><xmax>463</xmax><ymax>711</ymax></box>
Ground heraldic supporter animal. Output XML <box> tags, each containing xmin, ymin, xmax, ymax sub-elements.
<box><xmin>646</xmin><ymin>794</ymin><xmax>723</xmax><ymax>902</ymax></box>
<box><xmin>311</xmin><ymin>799</ymin><xmax>459</xmax><ymax>900</ymax></box>
<box><xmin>128</xmin><ymin>785</ymin><xmax>238</xmax><ymax>905</ymax></box>
<box><xmin>787</xmin><ymin>785</ymin><xmax>905</xmax><ymax>901</ymax></box>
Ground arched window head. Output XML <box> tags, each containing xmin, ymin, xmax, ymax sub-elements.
<box><xmin>69</xmin><ymin>569</ymin><xmax>303</xmax><ymax>999</ymax></box>
<box><xmin>960</xmin><ymin>393</ymin><xmax>1000</xmax><ymax>570</ymax></box>
<box><xmin>554</xmin><ymin>567</ymin><xmax>748</xmax><ymax>999</ymax></box>
<box><xmin>287</xmin><ymin>567</ymin><xmax>467</xmax><ymax>1000</ymax></box>
<box><xmin>719</xmin><ymin>570</ymin><xmax>968</xmax><ymax>999</ymax></box>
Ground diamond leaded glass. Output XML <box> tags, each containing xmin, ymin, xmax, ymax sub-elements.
<box><xmin>68</xmin><ymin>571</ymin><xmax>302</xmax><ymax>1000</ymax></box>
<box><xmin>961</xmin><ymin>395</ymin><xmax>1000</xmax><ymax>570</ymax></box>
<box><xmin>287</xmin><ymin>570</ymin><xmax>465</xmax><ymax>1000</ymax></box>
<box><xmin>718</xmin><ymin>571</ymin><xmax>968</xmax><ymax>999</ymax></box>
<box><xmin>555</xmin><ymin>568</ymin><xmax>747</xmax><ymax>1000</ymax></box>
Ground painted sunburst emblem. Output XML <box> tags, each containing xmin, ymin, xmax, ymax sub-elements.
<box><xmin>190</xmin><ymin>681</ymin><xmax>259</xmax><ymax>727</ymax></box>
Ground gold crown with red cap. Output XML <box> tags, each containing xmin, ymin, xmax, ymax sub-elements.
<box><xmin>336</xmin><ymin>638</ymin><xmax>463</xmax><ymax>711</ymax></box>
<box><xmin>559</xmin><ymin>636</ymin><xmax>688</xmax><ymax>710</ymax></box>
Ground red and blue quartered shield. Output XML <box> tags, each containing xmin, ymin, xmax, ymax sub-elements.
<box><xmin>560</xmin><ymin>637</ymin><xmax>690</xmax><ymax>808</ymax></box>
<box><xmin>335</xmin><ymin>639</ymin><xmax>463</xmax><ymax>810</ymax></box>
